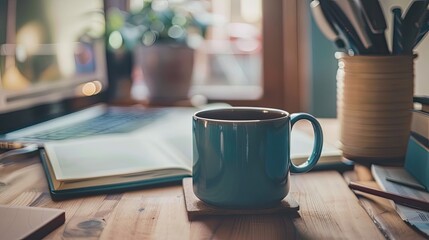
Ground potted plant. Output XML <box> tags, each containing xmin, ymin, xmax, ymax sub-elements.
<box><xmin>106</xmin><ymin>0</ymin><xmax>209</xmax><ymax>104</ymax></box>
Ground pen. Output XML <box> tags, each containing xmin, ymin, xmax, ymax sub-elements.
<box><xmin>331</xmin><ymin>0</ymin><xmax>372</xmax><ymax>49</ymax></box>
<box><xmin>0</xmin><ymin>144</ymin><xmax>39</xmax><ymax>164</ymax></box>
<box><xmin>349</xmin><ymin>182</ymin><xmax>429</xmax><ymax>212</ymax></box>
<box><xmin>391</xmin><ymin>7</ymin><xmax>403</xmax><ymax>55</ymax></box>
<box><xmin>414</xmin><ymin>9</ymin><xmax>429</xmax><ymax>48</ymax></box>
<box><xmin>357</xmin><ymin>0</ymin><xmax>389</xmax><ymax>55</ymax></box>
<box><xmin>401</xmin><ymin>0</ymin><xmax>429</xmax><ymax>54</ymax></box>
<box><xmin>311</xmin><ymin>0</ymin><xmax>337</xmax><ymax>41</ymax></box>
<box><xmin>324</xmin><ymin>0</ymin><xmax>365</xmax><ymax>54</ymax></box>
<box><xmin>310</xmin><ymin>0</ymin><xmax>346</xmax><ymax>50</ymax></box>
<box><xmin>0</xmin><ymin>141</ymin><xmax>29</xmax><ymax>150</ymax></box>
<box><xmin>385</xmin><ymin>177</ymin><xmax>426</xmax><ymax>191</ymax></box>
<box><xmin>358</xmin><ymin>0</ymin><xmax>387</xmax><ymax>34</ymax></box>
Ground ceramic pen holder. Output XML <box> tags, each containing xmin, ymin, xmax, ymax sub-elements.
<box><xmin>336</xmin><ymin>53</ymin><xmax>415</xmax><ymax>164</ymax></box>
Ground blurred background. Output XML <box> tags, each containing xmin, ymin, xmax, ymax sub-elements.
<box><xmin>1</xmin><ymin>0</ymin><xmax>428</xmax><ymax>117</ymax></box>
<box><xmin>105</xmin><ymin>0</ymin><xmax>429</xmax><ymax>116</ymax></box>
<box><xmin>104</xmin><ymin>0</ymin><xmax>269</xmax><ymax>107</ymax></box>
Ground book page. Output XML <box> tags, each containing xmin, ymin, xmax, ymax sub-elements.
<box><xmin>44</xmin><ymin>121</ymin><xmax>341</xmax><ymax>181</ymax></box>
<box><xmin>372</xmin><ymin>165</ymin><xmax>429</xmax><ymax>236</ymax></box>
<box><xmin>41</xmin><ymin>149</ymin><xmax>190</xmax><ymax>191</ymax></box>
<box><xmin>44</xmin><ymin>134</ymin><xmax>191</xmax><ymax>181</ymax></box>
<box><xmin>291</xmin><ymin>130</ymin><xmax>342</xmax><ymax>165</ymax></box>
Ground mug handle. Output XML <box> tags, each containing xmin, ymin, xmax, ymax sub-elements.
<box><xmin>289</xmin><ymin>113</ymin><xmax>323</xmax><ymax>173</ymax></box>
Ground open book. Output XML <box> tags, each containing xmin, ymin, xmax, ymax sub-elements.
<box><xmin>41</xmin><ymin>135</ymin><xmax>192</xmax><ymax>200</ymax></box>
<box><xmin>291</xmin><ymin>130</ymin><xmax>351</xmax><ymax>171</ymax></box>
<box><xmin>41</xmin><ymin>128</ymin><xmax>348</xmax><ymax>200</ymax></box>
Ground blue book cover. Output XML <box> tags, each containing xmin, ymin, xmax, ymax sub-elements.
<box><xmin>39</xmin><ymin>149</ymin><xmax>190</xmax><ymax>201</ymax></box>
<box><xmin>38</xmin><ymin>134</ymin><xmax>192</xmax><ymax>201</ymax></box>
<box><xmin>411</xmin><ymin>110</ymin><xmax>429</xmax><ymax>147</ymax></box>
<box><xmin>405</xmin><ymin>136</ymin><xmax>429</xmax><ymax>189</ymax></box>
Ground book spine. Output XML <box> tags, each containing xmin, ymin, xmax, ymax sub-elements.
<box><xmin>414</xmin><ymin>96</ymin><xmax>429</xmax><ymax>113</ymax></box>
<box><xmin>404</xmin><ymin>136</ymin><xmax>429</xmax><ymax>190</ymax></box>
<box><xmin>411</xmin><ymin>110</ymin><xmax>429</xmax><ymax>142</ymax></box>
<box><xmin>414</xmin><ymin>96</ymin><xmax>429</xmax><ymax>105</ymax></box>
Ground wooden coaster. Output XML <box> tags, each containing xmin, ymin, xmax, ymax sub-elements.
<box><xmin>182</xmin><ymin>178</ymin><xmax>299</xmax><ymax>220</ymax></box>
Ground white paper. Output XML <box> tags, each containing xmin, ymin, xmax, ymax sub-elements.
<box><xmin>372</xmin><ymin>165</ymin><xmax>429</xmax><ymax>236</ymax></box>
<box><xmin>291</xmin><ymin>130</ymin><xmax>342</xmax><ymax>164</ymax></box>
<box><xmin>44</xmin><ymin>134</ymin><xmax>191</xmax><ymax>181</ymax></box>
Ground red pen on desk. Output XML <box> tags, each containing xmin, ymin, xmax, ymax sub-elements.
<box><xmin>349</xmin><ymin>182</ymin><xmax>429</xmax><ymax>212</ymax></box>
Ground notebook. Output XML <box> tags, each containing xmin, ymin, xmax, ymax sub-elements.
<box><xmin>40</xmin><ymin>133</ymin><xmax>193</xmax><ymax>200</ymax></box>
<box><xmin>0</xmin><ymin>205</ymin><xmax>65</xmax><ymax>240</ymax></box>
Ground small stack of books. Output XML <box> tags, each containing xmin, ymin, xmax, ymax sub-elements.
<box><xmin>404</xmin><ymin>96</ymin><xmax>429</xmax><ymax>189</ymax></box>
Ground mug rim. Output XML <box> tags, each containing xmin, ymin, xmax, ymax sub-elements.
<box><xmin>193</xmin><ymin>107</ymin><xmax>290</xmax><ymax>123</ymax></box>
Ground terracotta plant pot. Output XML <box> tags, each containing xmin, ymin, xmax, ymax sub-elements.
<box><xmin>134</xmin><ymin>44</ymin><xmax>194</xmax><ymax>104</ymax></box>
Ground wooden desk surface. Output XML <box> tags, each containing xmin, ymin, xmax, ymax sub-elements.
<box><xmin>0</xmin><ymin>119</ymin><xmax>424</xmax><ymax>239</ymax></box>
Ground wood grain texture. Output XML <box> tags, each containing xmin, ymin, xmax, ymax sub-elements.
<box><xmin>343</xmin><ymin>171</ymin><xmax>427</xmax><ymax>240</ymax></box>
<box><xmin>290</xmin><ymin>171</ymin><xmax>383</xmax><ymax>239</ymax></box>
<box><xmin>0</xmin><ymin>157</ymin><xmax>46</xmax><ymax>205</ymax></box>
<box><xmin>0</xmin><ymin>119</ymin><xmax>423</xmax><ymax>239</ymax></box>
<box><xmin>182</xmin><ymin>177</ymin><xmax>299</xmax><ymax>219</ymax></box>
<box><xmin>0</xmin><ymin>153</ymin><xmax>386</xmax><ymax>239</ymax></box>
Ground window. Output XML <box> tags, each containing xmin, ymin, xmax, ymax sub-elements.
<box><xmin>193</xmin><ymin>0</ymin><xmax>303</xmax><ymax>111</ymax></box>
<box><xmin>108</xmin><ymin>0</ymin><xmax>304</xmax><ymax>111</ymax></box>
<box><xmin>189</xmin><ymin>0</ymin><xmax>263</xmax><ymax>101</ymax></box>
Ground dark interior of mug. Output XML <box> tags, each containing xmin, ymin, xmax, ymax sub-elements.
<box><xmin>195</xmin><ymin>108</ymin><xmax>288</xmax><ymax>121</ymax></box>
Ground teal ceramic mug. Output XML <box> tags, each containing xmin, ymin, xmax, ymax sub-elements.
<box><xmin>192</xmin><ymin>107</ymin><xmax>323</xmax><ymax>208</ymax></box>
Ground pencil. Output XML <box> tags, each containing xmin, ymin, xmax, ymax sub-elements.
<box><xmin>349</xmin><ymin>182</ymin><xmax>429</xmax><ymax>211</ymax></box>
<box><xmin>0</xmin><ymin>142</ymin><xmax>27</xmax><ymax>150</ymax></box>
